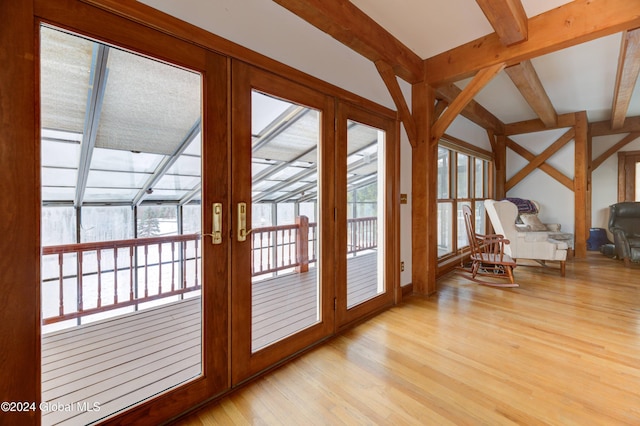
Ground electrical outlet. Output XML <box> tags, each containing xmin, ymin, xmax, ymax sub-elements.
<box><xmin>400</xmin><ymin>261</ymin><xmax>405</xmax><ymax>272</ymax></box>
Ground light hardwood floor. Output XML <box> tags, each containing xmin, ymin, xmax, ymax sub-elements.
<box><xmin>175</xmin><ymin>253</ymin><xmax>640</xmax><ymax>425</ymax></box>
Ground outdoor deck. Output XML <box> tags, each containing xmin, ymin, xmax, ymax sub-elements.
<box><xmin>41</xmin><ymin>252</ymin><xmax>379</xmax><ymax>425</ymax></box>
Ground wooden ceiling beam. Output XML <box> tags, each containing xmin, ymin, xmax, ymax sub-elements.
<box><xmin>272</xmin><ymin>0</ymin><xmax>423</xmax><ymax>83</ymax></box>
<box><xmin>436</xmin><ymin>84</ymin><xmax>505</xmax><ymax>133</ymax></box>
<box><xmin>432</xmin><ymin>63</ymin><xmax>506</xmax><ymax>142</ymax></box>
<box><xmin>505</xmin><ymin>113</ymin><xmax>576</xmax><ymax>135</ymax></box>
<box><xmin>425</xmin><ymin>0</ymin><xmax>640</xmax><ymax>86</ymax></box>
<box><xmin>475</xmin><ymin>0</ymin><xmax>528</xmax><ymax>46</ymax></box>
<box><xmin>591</xmin><ymin>116</ymin><xmax>640</xmax><ymax>136</ymax></box>
<box><xmin>375</xmin><ymin>60</ymin><xmax>417</xmax><ymax>147</ymax></box>
<box><xmin>505</xmin><ymin>60</ymin><xmax>557</xmax><ymax>127</ymax></box>
<box><xmin>611</xmin><ymin>29</ymin><xmax>640</xmax><ymax>130</ymax></box>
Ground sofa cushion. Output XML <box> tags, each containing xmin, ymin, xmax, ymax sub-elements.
<box><xmin>520</xmin><ymin>213</ymin><xmax>547</xmax><ymax>231</ymax></box>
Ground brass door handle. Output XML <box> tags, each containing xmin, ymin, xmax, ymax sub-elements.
<box><xmin>202</xmin><ymin>202</ymin><xmax>223</xmax><ymax>244</ymax></box>
<box><xmin>237</xmin><ymin>202</ymin><xmax>252</xmax><ymax>242</ymax></box>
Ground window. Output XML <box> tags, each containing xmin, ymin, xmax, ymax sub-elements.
<box><xmin>437</xmin><ymin>143</ymin><xmax>492</xmax><ymax>258</ymax></box>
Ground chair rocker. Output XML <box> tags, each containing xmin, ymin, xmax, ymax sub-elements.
<box><xmin>461</xmin><ymin>205</ymin><xmax>518</xmax><ymax>288</ymax></box>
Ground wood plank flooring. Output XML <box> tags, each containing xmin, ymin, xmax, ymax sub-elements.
<box><xmin>176</xmin><ymin>253</ymin><xmax>640</xmax><ymax>425</ymax></box>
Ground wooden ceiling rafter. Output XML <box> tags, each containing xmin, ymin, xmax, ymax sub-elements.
<box><xmin>611</xmin><ymin>28</ymin><xmax>640</xmax><ymax>130</ymax></box>
<box><xmin>425</xmin><ymin>0</ymin><xmax>640</xmax><ymax>86</ymax></box>
<box><xmin>505</xmin><ymin>128</ymin><xmax>575</xmax><ymax>191</ymax></box>
<box><xmin>375</xmin><ymin>60</ymin><xmax>417</xmax><ymax>147</ymax></box>
<box><xmin>431</xmin><ymin>63</ymin><xmax>506</xmax><ymax>144</ymax></box>
<box><xmin>475</xmin><ymin>0</ymin><xmax>528</xmax><ymax>46</ymax></box>
<box><xmin>272</xmin><ymin>0</ymin><xmax>423</xmax><ymax>83</ymax></box>
<box><xmin>505</xmin><ymin>60</ymin><xmax>557</xmax><ymax>127</ymax></box>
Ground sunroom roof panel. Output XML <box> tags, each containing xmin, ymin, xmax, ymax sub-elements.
<box><xmin>95</xmin><ymin>47</ymin><xmax>201</xmax><ymax>155</ymax></box>
<box><xmin>40</xmin><ymin>27</ymin><xmax>93</xmax><ymax>134</ymax></box>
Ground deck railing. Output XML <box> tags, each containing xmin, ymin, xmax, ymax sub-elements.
<box><xmin>42</xmin><ymin>216</ymin><xmax>377</xmax><ymax>324</ymax></box>
<box><xmin>41</xmin><ymin>234</ymin><xmax>201</xmax><ymax>325</ymax></box>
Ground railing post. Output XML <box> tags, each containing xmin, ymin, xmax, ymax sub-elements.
<box><xmin>295</xmin><ymin>215</ymin><xmax>309</xmax><ymax>273</ymax></box>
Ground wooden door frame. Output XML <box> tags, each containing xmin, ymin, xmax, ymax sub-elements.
<box><xmin>230</xmin><ymin>60</ymin><xmax>336</xmax><ymax>384</ymax></box>
<box><xmin>618</xmin><ymin>150</ymin><xmax>640</xmax><ymax>202</ymax></box>
<box><xmin>335</xmin><ymin>101</ymin><xmax>399</xmax><ymax>331</ymax></box>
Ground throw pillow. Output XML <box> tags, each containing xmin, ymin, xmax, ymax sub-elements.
<box><xmin>520</xmin><ymin>213</ymin><xmax>547</xmax><ymax>231</ymax></box>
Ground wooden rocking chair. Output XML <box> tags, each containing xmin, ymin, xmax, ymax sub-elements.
<box><xmin>461</xmin><ymin>205</ymin><xmax>518</xmax><ymax>287</ymax></box>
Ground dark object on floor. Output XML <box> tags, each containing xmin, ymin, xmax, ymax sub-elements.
<box><xmin>587</xmin><ymin>227</ymin><xmax>612</xmax><ymax>251</ymax></box>
<box><xmin>600</xmin><ymin>243</ymin><xmax>616</xmax><ymax>258</ymax></box>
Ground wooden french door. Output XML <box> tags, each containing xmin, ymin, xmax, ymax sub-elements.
<box><xmin>230</xmin><ymin>61</ymin><xmax>336</xmax><ymax>383</ymax></box>
<box><xmin>335</xmin><ymin>102</ymin><xmax>397</xmax><ymax>329</ymax></box>
<box><xmin>36</xmin><ymin>3</ymin><xmax>229</xmax><ymax>424</ymax></box>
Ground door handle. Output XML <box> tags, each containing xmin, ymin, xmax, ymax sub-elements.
<box><xmin>238</xmin><ymin>202</ymin><xmax>253</xmax><ymax>242</ymax></box>
<box><xmin>202</xmin><ymin>202</ymin><xmax>223</xmax><ymax>244</ymax></box>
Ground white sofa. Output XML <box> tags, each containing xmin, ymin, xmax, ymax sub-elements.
<box><xmin>484</xmin><ymin>199</ymin><xmax>569</xmax><ymax>276</ymax></box>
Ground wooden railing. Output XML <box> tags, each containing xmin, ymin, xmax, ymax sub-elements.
<box><xmin>41</xmin><ymin>234</ymin><xmax>201</xmax><ymax>325</ymax></box>
<box><xmin>42</xmin><ymin>216</ymin><xmax>377</xmax><ymax>324</ymax></box>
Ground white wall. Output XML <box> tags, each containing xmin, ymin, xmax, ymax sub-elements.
<box><xmin>141</xmin><ymin>0</ymin><xmax>414</xmax><ymax>285</ymax></box>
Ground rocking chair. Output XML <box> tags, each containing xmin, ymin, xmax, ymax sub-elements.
<box><xmin>461</xmin><ymin>205</ymin><xmax>518</xmax><ymax>287</ymax></box>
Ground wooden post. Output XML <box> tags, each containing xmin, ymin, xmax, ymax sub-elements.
<box><xmin>574</xmin><ymin>111</ymin><xmax>589</xmax><ymax>258</ymax></box>
<box><xmin>411</xmin><ymin>80</ymin><xmax>437</xmax><ymax>295</ymax></box>
<box><xmin>295</xmin><ymin>215</ymin><xmax>309</xmax><ymax>273</ymax></box>
<box><xmin>495</xmin><ymin>134</ymin><xmax>507</xmax><ymax>200</ymax></box>
<box><xmin>0</xmin><ymin>1</ymin><xmax>39</xmax><ymax>422</ymax></box>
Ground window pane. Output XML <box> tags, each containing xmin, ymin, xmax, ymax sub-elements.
<box><xmin>457</xmin><ymin>201</ymin><xmax>471</xmax><ymax>249</ymax></box>
<box><xmin>437</xmin><ymin>202</ymin><xmax>453</xmax><ymax>256</ymax></box>
<box><xmin>457</xmin><ymin>153</ymin><xmax>469</xmax><ymax>198</ymax></box>
<box><xmin>81</xmin><ymin>206</ymin><xmax>133</xmax><ymax>242</ymax></box>
<box><xmin>437</xmin><ymin>147</ymin><xmax>450</xmax><ymax>199</ymax></box>
<box><xmin>475</xmin><ymin>158</ymin><xmax>484</xmax><ymax>198</ymax></box>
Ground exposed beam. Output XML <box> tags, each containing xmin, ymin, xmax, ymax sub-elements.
<box><xmin>432</xmin><ymin>63</ymin><xmax>505</xmax><ymax>143</ymax></box>
<box><xmin>591</xmin><ymin>115</ymin><xmax>640</xmax><ymax>136</ymax></box>
<box><xmin>425</xmin><ymin>0</ymin><xmax>640</xmax><ymax>86</ymax></box>
<box><xmin>436</xmin><ymin>84</ymin><xmax>504</xmax><ymax>133</ymax></box>
<box><xmin>574</xmin><ymin>111</ymin><xmax>588</xmax><ymax>259</ymax></box>
<box><xmin>75</xmin><ymin>44</ymin><xmax>109</xmax><ymax>208</ymax></box>
<box><xmin>505</xmin><ymin>113</ymin><xmax>576</xmax><ymax>135</ymax></box>
<box><xmin>505</xmin><ymin>128</ymin><xmax>575</xmax><ymax>191</ymax></box>
<box><xmin>505</xmin><ymin>60</ymin><xmax>557</xmax><ymax>127</ymax></box>
<box><xmin>475</xmin><ymin>0</ymin><xmax>528</xmax><ymax>46</ymax></box>
<box><xmin>375</xmin><ymin>60</ymin><xmax>417</xmax><ymax>147</ymax></box>
<box><xmin>433</xmin><ymin>99</ymin><xmax>448</xmax><ymax>124</ymax></box>
<box><xmin>272</xmin><ymin>0</ymin><xmax>423</xmax><ymax>83</ymax></box>
<box><xmin>132</xmin><ymin>120</ymin><xmax>201</xmax><ymax>206</ymax></box>
<box><xmin>611</xmin><ymin>29</ymin><xmax>640</xmax><ymax>129</ymax></box>
<box><xmin>592</xmin><ymin>132</ymin><xmax>640</xmax><ymax>170</ymax></box>
<box><xmin>506</xmin><ymin>138</ymin><xmax>574</xmax><ymax>190</ymax></box>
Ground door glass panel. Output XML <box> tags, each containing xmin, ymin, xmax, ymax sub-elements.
<box><xmin>346</xmin><ymin>120</ymin><xmax>385</xmax><ymax>308</ymax></box>
<box><xmin>250</xmin><ymin>91</ymin><xmax>321</xmax><ymax>352</ymax></box>
<box><xmin>40</xmin><ymin>26</ymin><xmax>203</xmax><ymax>425</ymax></box>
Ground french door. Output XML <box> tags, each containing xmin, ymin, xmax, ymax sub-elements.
<box><xmin>230</xmin><ymin>61</ymin><xmax>336</xmax><ymax>383</ymax></box>
<box><xmin>37</xmin><ymin>8</ymin><xmax>229</xmax><ymax>424</ymax></box>
<box><xmin>335</xmin><ymin>102</ymin><xmax>397</xmax><ymax>328</ymax></box>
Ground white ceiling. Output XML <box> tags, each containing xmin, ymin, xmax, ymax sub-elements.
<box><xmin>350</xmin><ymin>0</ymin><xmax>637</xmax><ymax>124</ymax></box>
<box><xmin>139</xmin><ymin>0</ymin><xmax>640</xmax><ymax>127</ymax></box>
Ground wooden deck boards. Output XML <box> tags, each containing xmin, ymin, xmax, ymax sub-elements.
<box><xmin>41</xmin><ymin>253</ymin><xmax>380</xmax><ymax>425</ymax></box>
